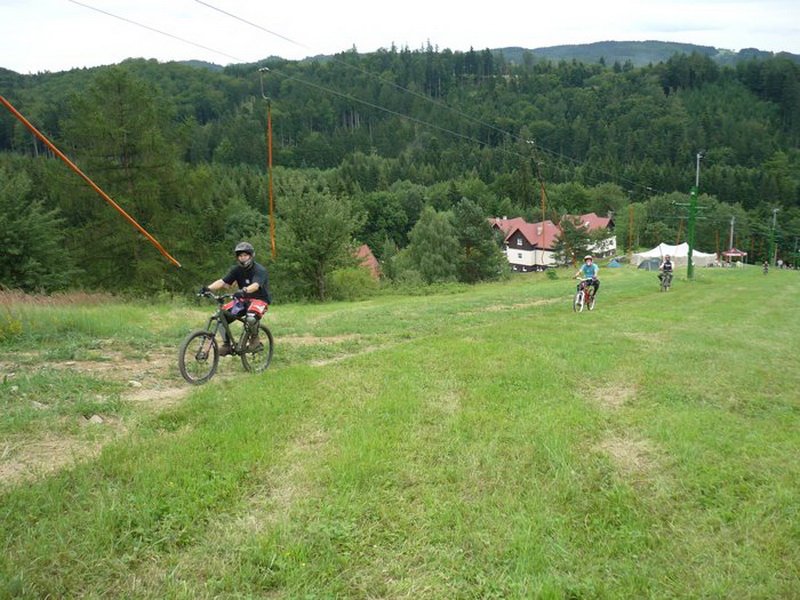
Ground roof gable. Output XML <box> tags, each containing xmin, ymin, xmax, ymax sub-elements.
<box><xmin>579</xmin><ymin>212</ymin><xmax>614</xmax><ymax>230</ymax></box>
<box><xmin>355</xmin><ymin>244</ymin><xmax>380</xmax><ymax>279</ymax></box>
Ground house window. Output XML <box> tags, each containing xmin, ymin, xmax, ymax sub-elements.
<box><xmin>516</xmin><ymin>237</ymin><xmax>522</xmax><ymax>246</ymax></box>
<box><xmin>517</xmin><ymin>253</ymin><xmax>523</xmax><ymax>259</ymax></box>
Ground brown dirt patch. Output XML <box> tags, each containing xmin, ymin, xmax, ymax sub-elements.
<box><xmin>0</xmin><ymin>435</ymin><xmax>106</xmax><ymax>485</ymax></box>
<box><xmin>281</xmin><ymin>333</ymin><xmax>363</xmax><ymax>346</ymax></box>
<box><xmin>0</xmin><ymin>346</ymin><xmax>192</xmax><ymax>488</ymax></box>
<box><xmin>593</xmin><ymin>383</ymin><xmax>637</xmax><ymax>411</ymax></box>
<box><xmin>309</xmin><ymin>345</ymin><xmax>382</xmax><ymax>367</ymax></box>
<box><xmin>597</xmin><ymin>434</ymin><xmax>656</xmax><ymax>478</ymax></box>
<box><xmin>463</xmin><ymin>298</ymin><xmax>560</xmax><ymax>315</ymax></box>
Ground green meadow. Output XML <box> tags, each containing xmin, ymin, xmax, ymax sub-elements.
<box><xmin>1</xmin><ymin>266</ymin><xmax>798</xmax><ymax>598</ymax></box>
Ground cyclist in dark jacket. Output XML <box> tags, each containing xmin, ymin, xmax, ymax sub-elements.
<box><xmin>202</xmin><ymin>241</ymin><xmax>271</xmax><ymax>355</ymax></box>
<box><xmin>658</xmin><ymin>254</ymin><xmax>673</xmax><ymax>284</ymax></box>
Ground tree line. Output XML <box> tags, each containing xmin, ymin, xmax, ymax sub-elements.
<box><xmin>0</xmin><ymin>46</ymin><xmax>798</xmax><ymax>298</ymax></box>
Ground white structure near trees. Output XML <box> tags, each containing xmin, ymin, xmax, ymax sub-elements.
<box><xmin>632</xmin><ymin>242</ymin><xmax>716</xmax><ymax>267</ymax></box>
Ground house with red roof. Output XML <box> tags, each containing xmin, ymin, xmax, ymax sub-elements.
<box><xmin>491</xmin><ymin>213</ymin><xmax>616</xmax><ymax>272</ymax></box>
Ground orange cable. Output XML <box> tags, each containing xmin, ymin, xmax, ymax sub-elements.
<box><xmin>0</xmin><ymin>95</ymin><xmax>181</xmax><ymax>267</ymax></box>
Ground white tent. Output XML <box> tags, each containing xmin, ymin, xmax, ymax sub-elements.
<box><xmin>632</xmin><ymin>242</ymin><xmax>716</xmax><ymax>267</ymax></box>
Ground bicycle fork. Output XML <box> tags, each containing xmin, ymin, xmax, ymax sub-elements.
<box><xmin>196</xmin><ymin>319</ymin><xmax>224</xmax><ymax>360</ymax></box>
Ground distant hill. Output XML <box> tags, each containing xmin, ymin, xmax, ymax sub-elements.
<box><xmin>495</xmin><ymin>40</ymin><xmax>799</xmax><ymax>68</ymax></box>
<box><xmin>175</xmin><ymin>60</ymin><xmax>224</xmax><ymax>71</ymax></box>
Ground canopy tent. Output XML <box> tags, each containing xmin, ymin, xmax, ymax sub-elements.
<box><xmin>722</xmin><ymin>248</ymin><xmax>748</xmax><ymax>261</ymax></box>
<box><xmin>632</xmin><ymin>242</ymin><xmax>716</xmax><ymax>268</ymax></box>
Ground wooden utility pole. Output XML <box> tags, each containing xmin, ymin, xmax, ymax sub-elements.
<box><xmin>627</xmin><ymin>204</ymin><xmax>634</xmax><ymax>262</ymax></box>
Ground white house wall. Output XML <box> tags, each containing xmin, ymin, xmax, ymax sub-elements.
<box><xmin>505</xmin><ymin>248</ymin><xmax>557</xmax><ymax>270</ymax></box>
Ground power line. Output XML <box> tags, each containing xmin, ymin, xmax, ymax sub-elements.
<box><xmin>71</xmin><ymin>0</ymin><xmax>666</xmax><ymax>198</ymax></box>
<box><xmin>67</xmin><ymin>0</ymin><xmax>245</xmax><ymax>63</ymax></box>
<box><xmin>67</xmin><ymin>1</ymin><xmax>528</xmax><ymax>162</ymax></box>
<box><xmin>195</xmin><ymin>0</ymin><xmax>665</xmax><ymax>197</ymax></box>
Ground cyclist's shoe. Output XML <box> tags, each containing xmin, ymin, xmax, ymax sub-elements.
<box><xmin>218</xmin><ymin>342</ymin><xmax>232</xmax><ymax>356</ymax></box>
<box><xmin>245</xmin><ymin>337</ymin><xmax>263</xmax><ymax>352</ymax></box>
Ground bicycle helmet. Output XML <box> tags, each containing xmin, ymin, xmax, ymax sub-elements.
<box><xmin>234</xmin><ymin>241</ymin><xmax>255</xmax><ymax>268</ymax></box>
<box><xmin>584</xmin><ymin>255</ymin><xmax>593</xmax><ymax>261</ymax></box>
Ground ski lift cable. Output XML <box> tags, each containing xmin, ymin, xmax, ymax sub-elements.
<box><xmin>69</xmin><ymin>0</ymin><xmax>666</xmax><ymax>197</ymax></box>
<box><xmin>0</xmin><ymin>94</ymin><xmax>182</xmax><ymax>268</ymax></box>
<box><xmin>194</xmin><ymin>0</ymin><xmax>663</xmax><ymax>196</ymax></box>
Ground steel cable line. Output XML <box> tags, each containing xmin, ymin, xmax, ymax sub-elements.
<box><xmin>260</xmin><ymin>69</ymin><xmax>518</xmax><ymax>153</ymax></box>
<box><xmin>194</xmin><ymin>0</ymin><xmax>665</xmax><ymax>197</ymax></box>
<box><xmin>67</xmin><ymin>0</ymin><xmax>245</xmax><ymax>63</ymax></box>
<box><xmin>195</xmin><ymin>1</ymin><xmax>536</xmax><ymax>147</ymax></box>
<box><xmin>67</xmin><ymin>0</ymin><xmax>526</xmax><ymax>161</ymax></box>
<box><xmin>71</xmin><ymin>0</ymin><xmax>665</xmax><ymax>197</ymax></box>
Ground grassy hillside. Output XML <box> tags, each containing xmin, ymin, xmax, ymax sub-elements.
<box><xmin>1</xmin><ymin>266</ymin><xmax>798</xmax><ymax>598</ymax></box>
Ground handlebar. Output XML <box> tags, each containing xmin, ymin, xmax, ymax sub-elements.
<box><xmin>196</xmin><ymin>290</ymin><xmax>235</xmax><ymax>304</ymax></box>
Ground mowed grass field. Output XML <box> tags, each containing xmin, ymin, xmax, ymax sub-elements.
<box><xmin>1</xmin><ymin>266</ymin><xmax>798</xmax><ymax>598</ymax></box>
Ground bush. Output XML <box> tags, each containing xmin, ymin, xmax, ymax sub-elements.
<box><xmin>328</xmin><ymin>267</ymin><xmax>378</xmax><ymax>301</ymax></box>
<box><xmin>0</xmin><ymin>311</ymin><xmax>23</xmax><ymax>343</ymax></box>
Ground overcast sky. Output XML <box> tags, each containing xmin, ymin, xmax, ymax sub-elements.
<box><xmin>1</xmin><ymin>0</ymin><xmax>799</xmax><ymax>74</ymax></box>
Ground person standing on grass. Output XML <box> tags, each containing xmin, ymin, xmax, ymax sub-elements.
<box><xmin>202</xmin><ymin>241</ymin><xmax>271</xmax><ymax>355</ymax></box>
<box><xmin>658</xmin><ymin>254</ymin><xmax>674</xmax><ymax>285</ymax></box>
<box><xmin>574</xmin><ymin>254</ymin><xmax>600</xmax><ymax>297</ymax></box>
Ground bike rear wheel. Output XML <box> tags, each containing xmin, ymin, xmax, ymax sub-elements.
<box><xmin>573</xmin><ymin>290</ymin><xmax>584</xmax><ymax>312</ymax></box>
<box><xmin>178</xmin><ymin>330</ymin><xmax>219</xmax><ymax>384</ymax></box>
<box><xmin>240</xmin><ymin>323</ymin><xmax>275</xmax><ymax>373</ymax></box>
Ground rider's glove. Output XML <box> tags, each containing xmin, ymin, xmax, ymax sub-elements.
<box><xmin>199</xmin><ymin>286</ymin><xmax>210</xmax><ymax>294</ymax></box>
<box><xmin>233</xmin><ymin>290</ymin><xmax>246</xmax><ymax>300</ymax></box>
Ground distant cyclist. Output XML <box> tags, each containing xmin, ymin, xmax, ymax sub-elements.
<box><xmin>574</xmin><ymin>255</ymin><xmax>600</xmax><ymax>297</ymax></box>
<box><xmin>658</xmin><ymin>254</ymin><xmax>674</xmax><ymax>284</ymax></box>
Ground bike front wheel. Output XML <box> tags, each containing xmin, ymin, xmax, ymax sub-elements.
<box><xmin>178</xmin><ymin>330</ymin><xmax>219</xmax><ymax>384</ymax></box>
<box><xmin>587</xmin><ymin>292</ymin><xmax>596</xmax><ymax>310</ymax></box>
<box><xmin>240</xmin><ymin>323</ymin><xmax>275</xmax><ymax>373</ymax></box>
<box><xmin>573</xmin><ymin>291</ymin><xmax>584</xmax><ymax>312</ymax></box>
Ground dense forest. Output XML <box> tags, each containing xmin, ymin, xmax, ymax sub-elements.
<box><xmin>1</xmin><ymin>45</ymin><xmax>799</xmax><ymax>299</ymax></box>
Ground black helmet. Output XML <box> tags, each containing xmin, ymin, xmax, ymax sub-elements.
<box><xmin>234</xmin><ymin>241</ymin><xmax>255</xmax><ymax>268</ymax></box>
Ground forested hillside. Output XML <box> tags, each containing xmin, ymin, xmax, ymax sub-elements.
<box><xmin>1</xmin><ymin>46</ymin><xmax>798</xmax><ymax>298</ymax></box>
<box><xmin>499</xmin><ymin>41</ymin><xmax>800</xmax><ymax>68</ymax></box>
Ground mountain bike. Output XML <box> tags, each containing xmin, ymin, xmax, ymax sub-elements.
<box><xmin>573</xmin><ymin>278</ymin><xmax>596</xmax><ymax>312</ymax></box>
<box><xmin>659</xmin><ymin>270</ymin><xmax>672</xmax><ymax>292</ymax></box>
<box><xmin>178</xmin><ymin>291</ymin><xmax>274</xmax><ymax>385</ymax></box>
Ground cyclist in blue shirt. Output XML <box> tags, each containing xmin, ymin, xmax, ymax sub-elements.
<box><xmin>574</xmin><ymin>254</ymin><xmax>600</xmax><ymax>298</ymax></box>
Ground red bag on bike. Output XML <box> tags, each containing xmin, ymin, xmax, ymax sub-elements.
<box><xmin>246</xmin><ymin>300</ymin><xmax>269</xmax><ymax>318</ymax></box>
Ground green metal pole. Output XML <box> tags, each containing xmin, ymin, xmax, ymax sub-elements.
<box><xmin>771</xmin><ymin>208</ymin><xmax>779</xmax><ymax>267</ymax></box>
<box><xmin>687</xmin><ymin>186</ymin><xmax>697</xmax><ymax>280</ymax></box>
